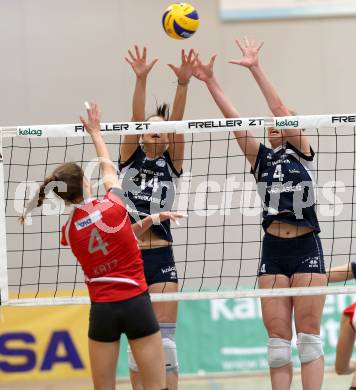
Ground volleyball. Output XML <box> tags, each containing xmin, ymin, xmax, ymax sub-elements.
<box><xmin>162</xmin><ymin>3</ymin><xmax>199</xmax><ymax>40</ymax></box>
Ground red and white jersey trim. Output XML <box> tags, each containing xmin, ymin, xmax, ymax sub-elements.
<box><xmin>86</xmin><ymin>277</ymin><xmax>139</xmax><ymax>286</ymax></box>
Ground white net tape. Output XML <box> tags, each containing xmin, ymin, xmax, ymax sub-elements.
<box><xmin>2</xmin><ymin>113</ymin><xmax>356</xmax><ymax>137</ymax></box>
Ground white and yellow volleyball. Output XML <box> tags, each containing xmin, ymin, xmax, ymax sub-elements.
<box><xmin>162</xmin><ymin>3</ymin><xmax>199</xmax><ymax>40</ymax></box>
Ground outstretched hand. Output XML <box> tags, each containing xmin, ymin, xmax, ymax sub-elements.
<box><xmin>168</xmin><ymin>49</ymin><xmax>196</xmax><ymax>84</ymax></box>
<box><xmin>192</xmin><ymin>53</ymin><xmax>217</xmax><ymax>83</ymax></box>
<box><xmin>229</xmin><ymin>37</ymin><xmax>264</xmax><ymax>69</ymax></box>
<box><xmin>80</xmin><ymin>102</ymin><xmax>101</xmax><ymax>136</ymax></box>
<box><xmin>159</xmin><ymin>211</ymin><xmax>187</xmax><ymax>225</ymax></box>
<box><xmin>125</xmin><ymin>45</ymin><xmax>158</xmax><ymax>79</ymax></box>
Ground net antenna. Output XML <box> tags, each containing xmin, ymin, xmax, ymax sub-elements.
<box><xmin>2</xmin><ymin>113</ymin><xmax>356</xmax><ymax>306</ymax></box>
<box><xmin>0</xmin><ymin>128</ymin><xmax>9</xmax><ymax>305</ymax></box>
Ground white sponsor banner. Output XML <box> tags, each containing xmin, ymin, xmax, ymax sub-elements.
<box><xmin>15</xmin><ymin>121</ymin><xmax>175</xmax><ymax>138</ymax></box>
<box><xmin>220</xmin><ymin>0</ymin><xmax>356</xmax><ymax>21</ymax></box>
<box><xmin>274</xmin><ymin>114</ymin><xmax>356</xmax><ymax>129</ymax></box>
<box><xmin>0</xmin><ymin>113</ymin><xmax>355</xmax><ymax>139</ymax></box>
<box><xmin>13</xmin><ymin>118</ymin><xmax>265</xmax><ymax>138</ymax></box>
<box><xmin>176</xmin><ymin>118</ymin><xmax>265</xmax><ymax>133</ymax></box>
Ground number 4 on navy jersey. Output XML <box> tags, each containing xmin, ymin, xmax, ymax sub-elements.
<box><xmin>273</xmin><ymin>164</ymin><xmax>284</xmax><ymax>182</ymax></box>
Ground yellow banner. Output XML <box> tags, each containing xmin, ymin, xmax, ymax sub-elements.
<box><xmin>0</xmin><ymin>304</ymin><xmax>90</xmax><ymax>381</ymax></box>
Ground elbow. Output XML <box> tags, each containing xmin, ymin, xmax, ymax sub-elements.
<box><xmin>335</xmin><ymin>363</ymin><xmax>349</xmax><ymax>375</ymax></box>
<box><xmin>335</xmin><ymin>369</ymin><xmax>347</xmax><ymax>376</ymax></box>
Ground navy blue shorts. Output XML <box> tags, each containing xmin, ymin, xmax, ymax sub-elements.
<box><xmin>141</xmin><ymin>246</ymin><xmax>178</xmax><ymax>286</ymax></box>
<box><xmin>259</xmin><ymin>232</ymin><xmax>325</xmax><ymax>277</ymax></box>
<box><xmin>89</xmin><ymin>292</ymin><xmax>159</xmax><ymax>342</ymax></box>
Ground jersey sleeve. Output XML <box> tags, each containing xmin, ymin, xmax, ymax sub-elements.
<box><xmin>285</xmin><ymin>142</ymin><xmax>315</xmax><ymax>176</ymax></box>
<box><xmin>352</xmin><ymin>261</ymin><xmax>356</xmax><ymax>279</ymax></box>
<box><xmin>164</xmin><ymin>150</ymin><xmax>183</xmax><ymax>178</ymax></box>
<box><xmin>61</xmin><ymin>224</ymin><xmax>68</xmax><ymax>246</ymax></box>
<box><xmin>286</xmin><ymin>142</ymin><xmax>315</xmax><ymax>162</ymax></box>
<box><xmin>119</xmin><ymin>146</ymin><xmax>141</xmax><ymax>171</ymax></box>
<box><xmin>251</xmin><ymin>143</ymin><xmax>271</xmax><ymax>181</ymax></box>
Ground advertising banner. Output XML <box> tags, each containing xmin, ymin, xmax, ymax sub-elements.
<box><xmin>1</xmin><ymin>293</ymin><xmax>354</xmax><ymax>380</ymax></box>
<box><xmin>118</xmin><ymin>292</ymin><xmax>356</xmax><ymax>375</ymax></box>
<box><xmin>220</xmin><ymin>0</ymin><xmax>356</xmax><ymax>21</ymax></box>
<box><xmin>0</xmin><ymin>305</ymin><xmax>90</xmax><ymax>382</ymax></box>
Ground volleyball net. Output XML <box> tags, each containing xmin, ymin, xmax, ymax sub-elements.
<box><xmin>1</xmin><ymin>113</ymin><xmax>356</xmax><ymax>307</ymax></box>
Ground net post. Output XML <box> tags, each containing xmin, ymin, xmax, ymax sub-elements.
<box><xmin>0</xmin><ymin>127</ymin><xmax>8</xmax><ymax>305</ymax></box>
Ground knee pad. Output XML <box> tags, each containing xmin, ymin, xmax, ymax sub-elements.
<box><xmin>128</xmin><ymin>324</ymin><xmax>178</xmax><ymax>373</ymax></box>
<box><xmin>297</xmin><ymin>332</ymin><xmax>324</xmax><ymax>364</ymax></box>
<box><xmin>127</xmin><ymin>345</ymin><xmax>139</xmax><ymax>372</ymax></box>
<box><xmin>160</xmin><ymin>323</ymin><xmax>178</xmax><ymax>373</ymax></box>
<box><xmin>267</xmin><ymin>338</ymin><xmax>292</xmax><ymax>368</ymax></box>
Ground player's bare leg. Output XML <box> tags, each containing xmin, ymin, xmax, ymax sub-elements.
<box><xmin>293</xmin><ymin>273</ymin><xmax>326</xmax><ymax>390</ymax></box>
<box><xmin>130</xmin><ymin>282</ymin><xmax>178</xmax><ymax>390</ymax></box>
<box><xmin>259</xmin><ymin>274</ymin><xmax>293</xmax><ymax>390</ymax></box>
<box><xmin>88</xmin><ymin>339</ymin><xmax>119</xmax><ymax>390</ymax></box>
<box><xmin>129</xmin><ymin>331</ymin><xmax>166</xmax><ymax>390</ymax></box>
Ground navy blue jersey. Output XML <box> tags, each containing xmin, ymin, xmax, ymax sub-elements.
<box><xmin>119</xmin><ymin>146</ymin><xmax>182</xmax><ymax>242</ymax></box>
<box><xmin>251</xmin><ymin>142</ymin><xmax>320</xmax><ymax>233</ymax></box>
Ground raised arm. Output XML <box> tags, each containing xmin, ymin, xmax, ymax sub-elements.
<box><xmin>166</xmin><ymin>49</ymin><xmax>195</xmax><ymax>172</ymax></box>
<box><xmin>168</xmin><ymin>49</ymin><xmax>195</xmax><ymax>121</ymax></box>
<box><xmin>80</xmin><ymin>103</ymin><xmax>119</xmax><ymax>191</ymax></box>
<box><xmin>193</xmin><ymin>53</ymin><xmax>260</xmax><ymax>167</ymax></box>
<box><xmin>230</xmin><ymin>38</ymin><xmax>310</xmax><ymax>154</ymax></box>
<box><xmin>120</xmin><ymin>46</ymin><xmax>158</xmax><ymax>163</ymax></box>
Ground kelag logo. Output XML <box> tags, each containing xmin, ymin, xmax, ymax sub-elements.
<box><xmin>275</xmin><ymin>119</ymin><xmax>299</xmax><ymax>128</ymax></box>
<box><xmin>18</xmin><ymin>128</ymin><xmax>43</xmax><ymax>137</ymax></box>
<box><xmin>0</xmin><ymin>330</ymin><xmax>84</xmax><ymax>373</ymax></box>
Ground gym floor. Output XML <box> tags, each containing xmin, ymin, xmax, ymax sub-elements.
<box><xmin>3</xmin><ymin>371</ymin><xmax>352</xmax><ymax>390</ymax></box>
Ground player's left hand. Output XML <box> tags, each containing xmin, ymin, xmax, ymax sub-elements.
<box><xmin>229</xmin><ymin>37</ymin><xmax>264</xmax><ymax>69</ymax></box>
<box><xmin>80</xmin><ymin>102</ymin><xmax>101</xmax><ymax>136</ymax></box>
<box><xmin>168</xmin><ymin>49</ymin><xmax>196</xmax><ymax>84</ymax></box>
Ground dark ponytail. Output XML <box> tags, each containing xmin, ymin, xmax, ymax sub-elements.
<box><xmin>20</xmin><ymin>162</ymin><xmax>84</xmax><ymax>223</ymax></box>
<box><xmin>156</xmin><ymin>103</ymin><xmax>170</xmax><ymax>121</ymax></box>
<box><xmin>146</xmin><ymin>103</ymin><xmax>170</xmax><ymax>121</ymax></box>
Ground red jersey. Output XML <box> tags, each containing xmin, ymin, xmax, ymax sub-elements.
<box><xmin>61</xmin><ymin>188</ymin><xmax>147</xmax><ymax>302</ymax></box>
<box><xmin>343</xmin><ymin>302</ymin><xmax>356</xmax><ymax>332</ymax></box>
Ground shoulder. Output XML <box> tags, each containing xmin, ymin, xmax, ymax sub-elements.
<box><xmin>60</xmin><ymin>208</ymin><xmax>79</xmax><ymax>246</ymax></box>
<box><xmin>119</xmin><ymin>146</ymin><xmax>144</xmax><ymax>170</ymax></box>
<box><xmin>104</xmin><ymin>188</ymin><xmax>125</xmax><ymax>207</ymax></box>
<box><xmin>102</xmin><ymin>188</ymin><xmax>129</xmax><ymax>220</ymax></box>
<box><xmin>285</xmin><ymin>142</ymin><xmax>315</xmax><ymax>162</ymax></box>
<box><xmin>251</xmin><ymin>143</ymin><xmax>272</xmax><ymax>177</ymax></box>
